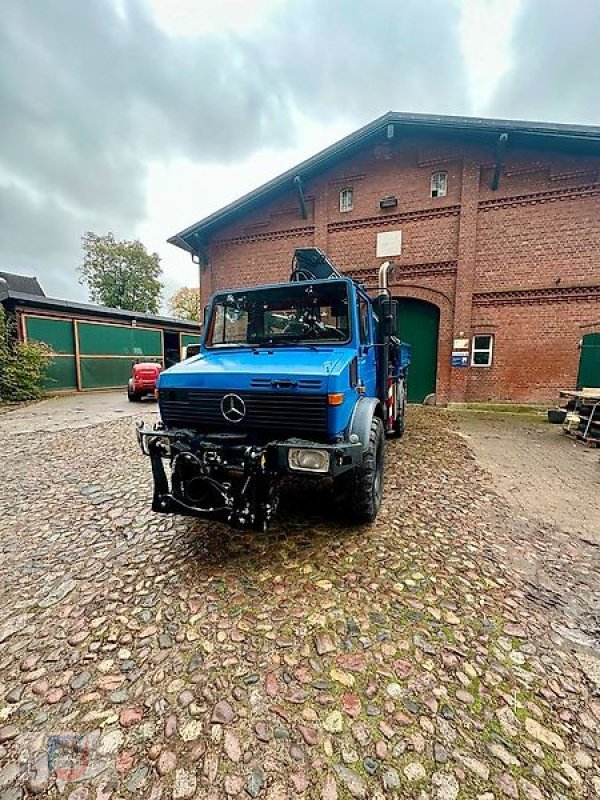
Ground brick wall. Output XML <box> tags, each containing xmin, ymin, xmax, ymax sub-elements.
<box><xmin>201</xmin><ymin>133</ymin><xmax>600</xmax><ymax>403</ymax></box>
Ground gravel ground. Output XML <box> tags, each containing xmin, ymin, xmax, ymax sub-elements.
<box><xmin>0</xmin><ymin>391</ymin><xmax>157</xmax><ymax>436</ymax></box>
<box><xmin>0</xmin><ymin>405</ymin><xmax>599</xmax><ymax>799</ymax></box>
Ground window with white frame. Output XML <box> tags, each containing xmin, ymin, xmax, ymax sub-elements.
<box><xmin>430</xmin><ymin>171</ymin><xmax>448</xmax><ymax>198</ymax></box>
<box><xmin>339</xmin><ymin>187</ymin><xmax>354</xmax><ymax>212</ymax></box>
<box><xmin>471</xmin><ymin>334</ymin><xmax>494</xmax><ymax>367</ymax></box>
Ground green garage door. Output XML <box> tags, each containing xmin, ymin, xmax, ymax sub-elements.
<box><xmin>578</xmin><ymin>333</ymin><xmax>600</xmax><ymax>389</ymax></box>
<box><xmin>24</xmin><ymin>316</ymin><xmax>77</xmax><ymax>391</ymax></box>
<box><xmin>77</xmin><ymin>322</ymin><xmax>162</xmax><ymax>389</ymax></box>
<box><xmin>396</xmin><ymin>299</ymin><xmax>440</xmax><ymax>403</ymax></box>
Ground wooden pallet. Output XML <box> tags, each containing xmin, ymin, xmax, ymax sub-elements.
<box><xmin>562</xmin><ymin>427</ymin><xmax>600</xmax><ymax>447</ymax></box>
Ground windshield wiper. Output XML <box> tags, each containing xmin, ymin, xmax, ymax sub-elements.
<box><xmin>252</xmin><ymin>337</ymin><xmax>319</xmax><ymax>350</ymax></box>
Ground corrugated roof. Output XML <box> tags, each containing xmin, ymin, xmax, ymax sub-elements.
<box><xmin>1</xmin><ymin>290</ymin><xmax>201</xmax><ymax>331</ymax></box>
<box><xmin>169</xmin><ymin>110</ymin><xmax>600</xmax><ymax>254</ymax></box>
<box><xmin>0</xmin><ymin>271</ymin><xmax>45</xmax><ymax>298</ymax></box>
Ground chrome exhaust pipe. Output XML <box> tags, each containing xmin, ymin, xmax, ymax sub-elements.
<box><xmin>378</xmin><ymin>260</ymin><xmax>395</xmax><ymax>293</ymax></box>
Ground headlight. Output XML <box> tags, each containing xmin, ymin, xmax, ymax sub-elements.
<box><xmin>288</xmin><ymin>448</ymin><xmax>330</xmax><ymax>473</ymax></box>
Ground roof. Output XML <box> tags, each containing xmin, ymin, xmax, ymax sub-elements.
<box><xmin>0</xmin><ymin>271</ymin><xmax>45</xmax><ymax>298</ymax></box>
<box><xmin>0</xmin><ymin>290</ymin><xmax>202</xmax><ymax>331</ymax></box>
<box><xmin>169</xmin><ymin>110</ymin><xmax>600</xmax><ymax>254</ymax></box>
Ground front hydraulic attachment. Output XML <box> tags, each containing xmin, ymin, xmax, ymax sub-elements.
<box><xmin>136</xmin><ymin>423</ymin><xmax>280</xmax><ymax>531</ymax></box>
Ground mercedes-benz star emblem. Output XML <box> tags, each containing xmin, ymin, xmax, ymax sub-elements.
<box><xmin>220</xmin><ymin>393</ymin><xmax>246</xmax><ymax>423</ymax></box>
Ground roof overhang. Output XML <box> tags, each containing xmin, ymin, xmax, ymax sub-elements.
<box><xmin>169</xmin><ymin>110</ymin><xmax>600</xmax><ymax>254</ymax></box>
<box><xmin>1</xmin><ymin>290</ymin><xmax>202</xmax><ymax>331</ymax></box>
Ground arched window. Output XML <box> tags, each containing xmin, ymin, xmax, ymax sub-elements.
<box><xmin>339</xmin><ymin>187</ymin><xmax>354</xmax><ymax>212</ymax></box>
<box><xmin>430</xmin><ymin>171</ymin><xmax>448</xmax><ymax>198</ymax></box>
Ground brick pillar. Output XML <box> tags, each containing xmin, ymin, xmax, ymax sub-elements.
<box><xmin>449</xmin><ymin>159</ymin><xmax>479</xmax><ymax>402</ymax></box>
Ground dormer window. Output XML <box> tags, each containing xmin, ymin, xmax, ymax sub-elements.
<box><xmin>339</xmin><ymin>188</ymin><xmax>354</xmax><ymax>213</ymax></box>
<box><xmin>430</xmin><ymin>171</ymin><xmax>448</xmax><ymax>198</ymax></box>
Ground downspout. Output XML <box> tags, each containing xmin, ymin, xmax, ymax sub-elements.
<box><xmin>190</xmin><ymin>233</ymin><xmax>210</xmax><ymax>325</ymax></box>
<box><xmin>491</xmin><ymin>133</ymin><xmax>509</xmax><ymax>191</ymax></box>
<box><xmin>293</xmin><ymin>175</ymin><xmax>308</xmax><ymax>220</ymax></box>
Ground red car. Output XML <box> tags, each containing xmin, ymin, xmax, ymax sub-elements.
<box><xmin>127</xmin><ymin>361</ymin><xmax>162</xmax><ymax>401</ymax></box>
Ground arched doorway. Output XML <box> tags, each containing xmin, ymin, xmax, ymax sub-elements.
<box><xmin>395</xmin><ymin>298</ymin><xmax>440</xmax><ymax>402</ymax></box>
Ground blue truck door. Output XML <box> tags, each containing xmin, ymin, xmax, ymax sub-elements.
<box><xmin>357</xmin><ymin>296</ymin><xmax>377</xmax><ymax>397</ymax></box>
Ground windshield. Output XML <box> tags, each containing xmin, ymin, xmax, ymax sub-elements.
<box><xmin>206</xmin><ymin>281</ymin><xmax>351</xmax><ymax>348</ymax></box>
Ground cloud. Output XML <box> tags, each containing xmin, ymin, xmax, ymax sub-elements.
<box><xmin>0</xmin><ymin>0</ymin><xmax>467</xmax><ymax>301</ymax></box>
<box><xmin>489</xmin><ymin>0</ymin><xmax>600</xmax><ymax>124</ymax></box>
<box><xmin>262</xmin><ymin>0</ymin><xmax>468</xmax><ymax>121</ymax></box>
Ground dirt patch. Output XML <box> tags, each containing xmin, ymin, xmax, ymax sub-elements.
<box><xmin>456</xmin><ymin>409</ymin><xmax>600</xmax><ymax>662</ymax></box>
<box><xmin>455</xmin><ymin>411</ymin><xmax>600</xmax><ymax>544</ymax></box>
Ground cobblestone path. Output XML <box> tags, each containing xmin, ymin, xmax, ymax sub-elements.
<box><xmin>0</xmin><ymin>408</ymin><xmax>598</xmax><ymax>799</ymax></box>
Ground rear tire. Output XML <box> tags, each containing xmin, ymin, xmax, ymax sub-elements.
<box><xmin>127</xmin><ymin>385</ymin><xmax>140</xmax><ymax>402</ymax></box>
<box><xmin>335</xmin><ymin>416</ymin><xmax>385</xmax><ymax>524</ymax></box>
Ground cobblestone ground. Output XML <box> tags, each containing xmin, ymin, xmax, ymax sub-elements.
<box><xmin>0</xmin><ymin>407</ymin><xmax>599</xmax><ymax>799</ymax></box>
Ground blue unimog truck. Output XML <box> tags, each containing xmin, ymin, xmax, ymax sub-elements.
<box><xmin>137</xmin><ymin>248</ymin><xmax>409</xmax><ymax>530</ymax></box>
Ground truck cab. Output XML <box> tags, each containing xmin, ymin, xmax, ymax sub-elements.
<box><xmin>137</xmin><ymin>248</ymin><xmax>409</xmax><ymax>530</ymax></box>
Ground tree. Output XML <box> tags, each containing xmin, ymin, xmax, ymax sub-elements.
<box><xmin>0</xmin><ymin>306</ymin><xmax>52</xmax><ymax>402</ymax></box>
<box><xmin>79</xmin><ymin>232</ymin><xmax>163</xmax><ymax>314</ymax></box>
<box><xmin>169</xmin><ymin>286</ymin><xmax>201</xmax><ymax>322</ymax></box>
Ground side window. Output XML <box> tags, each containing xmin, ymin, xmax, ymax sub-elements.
<box><xmin>430</xmin><ymin>171</ymin><xmax>448</xmax><ymax>198</ymax></box>
<box><xmin>471</xmin><ymin>334</ymin><xmax>494</xmax><ymax>367</ymax></box>
<box><xmin>339</xmin><ymin>187</ymin><xmax>354</xmax><ymax>213</ymax></box>
<box><xmin>359</xmin><ymin>298</ymin><xmax>369</xmax><ymax>344</ymax></box>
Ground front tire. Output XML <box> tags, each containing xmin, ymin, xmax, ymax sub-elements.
<box><xmin>336</xmin><ymin>416</ymin><xmax>385</xmax><ymax>524</ymax></box>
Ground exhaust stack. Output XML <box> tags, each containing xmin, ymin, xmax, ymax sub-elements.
<box><xmin>378</xmin><ymin>260</ymin><xmax>395</xmax><ymax>293</ymax></box>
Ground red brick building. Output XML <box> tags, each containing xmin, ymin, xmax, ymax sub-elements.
<box><xmin>169</xmin><ymin>112</ymin><xmax>600</xmax><ymax>404</ymax></box>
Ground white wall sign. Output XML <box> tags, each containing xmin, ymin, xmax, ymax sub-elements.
<box><xmin>376</xmin><ymin>230</ymin><xmax>402</xmax><ymax>257</ymax></box>
<box><xmin>453</xmin><ymin>338</ymin><xmax>469</xmax><ymax>350</ymax></box>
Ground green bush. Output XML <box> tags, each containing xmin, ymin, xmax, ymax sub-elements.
<box><xmin>0</xmin><ymin>307</ymin><xmax>53</xmax><ymax>402</ymax></box>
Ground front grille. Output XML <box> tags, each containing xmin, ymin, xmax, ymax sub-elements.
<box><xmin>160</xmin><ymin>389</ymin><xmax>329</xmax><ymax>436</ymax></box>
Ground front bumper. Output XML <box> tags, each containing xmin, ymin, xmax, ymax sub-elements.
<box><xmin>136</xmin><ymin>423</ymin><xmax>363</xmax><ymax>529</ymax></box>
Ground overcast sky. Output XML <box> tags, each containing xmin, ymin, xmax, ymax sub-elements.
<box><xmin>1</xmin><ymin>0</ymin><xmax>598</xmax><ymax>307</ymax></box>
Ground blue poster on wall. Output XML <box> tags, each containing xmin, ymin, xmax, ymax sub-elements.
<box><xmin>452</xmin><ymin>351</ymin><xmax>469</xmax><ymax>367</ymax></box>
